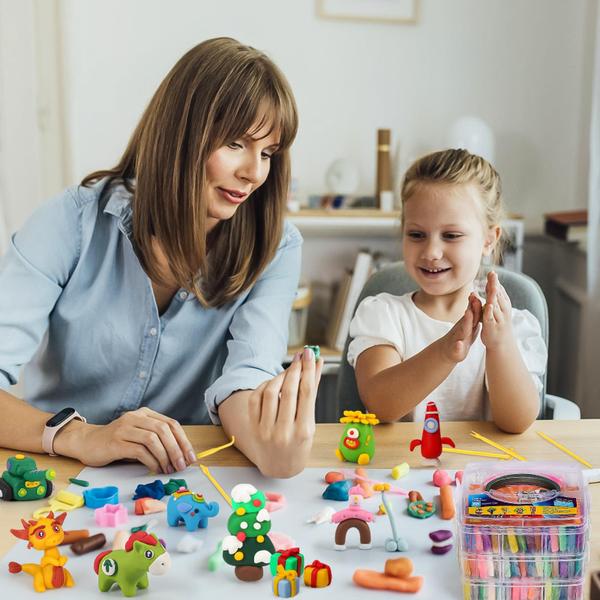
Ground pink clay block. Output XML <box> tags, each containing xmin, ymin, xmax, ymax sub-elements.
<box><xmin>432</xmin><ymin>469</ymin><xmax>452</xmax><ymax>487</ymax></box>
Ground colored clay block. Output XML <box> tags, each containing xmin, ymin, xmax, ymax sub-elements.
<box><xmin>112</xmin><ymin>530</ymin><xmax>129</xmax><ymax>550</ymax></box>
<box><xmin>132</xmin><ymin>480</ymin><xmax>165</xmax><ymax>500</ymax></box>
<box><xmin>353</xmin><ymin>570</ymin><xmax>424</xmax><ymax>593</ymax></box>
<box><xmin>322</xmin><ymin>480</ymin><xmax>349</xmax><ymax>501</ymax></box>
<box><xmin>270</xmin><ymin>548</ymin><xmax>304</xmax><ymax>576</ymax></box>
<box><xmin>304</xmin><ymin>344</ymin><xmax>320</xmax><ymax>360</ymax></box>
<box><xmin>304</xmin><ymin>560</ymin><xmax>332</xmax><ymax>588</ymax></box>
<box><xmin>60</xmin><ymin>529</ymin><xmax>90</xmax><ymax>545</ymax></box>
<box><xmin>432</xmin><ymin>469</ymin><xmax>452</xmax><ymax>487</ymax></box>
<box><xmin>429</xmin><ymin>529</ymin><xmax>454</xmax><ymax>555</ymax></box>
<box><xmin>235</xmin><ymin>565</ymin><xmax>264</xmax><ymax>581</ymax></box>
<box><xmin>69</xmin><ymin>477</ymin><xmax>89</xmax><ymax>487</ymax></box>
<box><xmin>306</xmin><ymin>506</ymin><xmax>335</xmax><ymax>525</ymax></box>
<box><xmin>134</xmin><ymin>497</ymin><xmax>167</xmax><ymax>515</ymax></box>
<box><xmin>95</xmin><ymin>503</ymin><xmax>128</xmax><ymax>527</ymax></box>
<box><xmin>94</xmin><ymin>532</ymin><xmax>170</xmax><ymax>596</ymax></box>
<box><xmin>71</xmin><ymin>533</ymin><xmax>106</xmax><ymax>555</ymax></box>
<box><xmin>176</xmin><ymin>534</ymin><xmax>204</xmax><ymax>553</ymax></box>
<box><xmin>163</xmin><ymin>478</ymin><xmax>187</xmax><ymax>495</ymax></box>
<box><xmin>45</xmin><ymin>489</ymin><xmax>85</xmax><ymax>513</ymax></box>
<box><xmin>407</xmin><ymin>500</ymin><xmax>435</xmax><ymax>519</ymax></box>
<box><xmin>84</xmin><ymin>486</ymin><xmax>119</xmax><ymax>509</ymax></box>
<box><xmin>268</xmin><ymin>532</ymin><xmax>297</xmax><ymax>550</ymax></box>
<box><xmin>1</xmin><ymin>454</ymin><xmax>55</xmax><ymax>502</ymax></box>
<box><xmin>334</xmin><ymin>517</ymin><xmax>372</xmax><ymax>550</ymax></box>
<box><xmin>454</xmin><ymin>470</ymin><xmax>464</xmax><ymax>484</ymax></box>
<box><xmin>439</xmin><ymin>484</ymin><xmax>455</xmax><ymax>520</ymax></box>
<box><xmin>324</xmin><ymin>471</ymin><xmax>344</xmax><ymax>484</ymax></box>
<box><xmin>408</xmin><ymin>490</ymin><xmax>423</xmax><ymax>503</ymax></box>
<box><xmin>391</xmin><ymin>463</ymin><xmax>409</xmax><ymax>480</ymax></box>
<box><xmin>265</xmin><ymin>491</ymin><xmax>286</xmax><ymax>512</ymax></box>
<box><xmin>208</xmin><ymin>541</ymin><xmax>224</xmax><ymax>572</ymax></box>
<box><xmin>384</xmin><ymin>557</ymin><xmax>413</xmax><ymax>579</ymax></box>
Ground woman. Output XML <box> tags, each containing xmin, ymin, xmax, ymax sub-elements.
<box><xmin>0</xmin><ymin>38</ymin><xmax>322</xmax><ymax>478</ymax></box>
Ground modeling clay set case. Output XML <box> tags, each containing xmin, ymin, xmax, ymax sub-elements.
<box><xmin>457</xmin><ymin>462</ymin><xmax>590</xmax><ymax>600</ymax></box>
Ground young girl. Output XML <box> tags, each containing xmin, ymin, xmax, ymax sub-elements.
<box><xmin>348</xmin><ymin>149</ymin><xmax>546</xmax><ymax>433</ymax></box>
<box><xmin>0</xmin><ymin>37</ymin><xmax>322</xmax><ymax>478</ymax></box>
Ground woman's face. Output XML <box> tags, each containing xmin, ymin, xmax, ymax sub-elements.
<box><xmin>204</xmin><ymin>120</ymin><xmax>280</xmax><ymax>231</ymax></box>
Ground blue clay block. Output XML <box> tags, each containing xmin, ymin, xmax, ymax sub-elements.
<box><xmin>322</xmin><ymin>480</ymin><xmax>349</xmax><ymax>501</ymax></box>
<box><xmin>132</xmin><ymin>480</ymin><xmax>166</xmax><ymax>500</ymax></box>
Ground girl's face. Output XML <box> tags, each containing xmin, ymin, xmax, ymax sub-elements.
<box><xmin>204</xmin><ymin>119</ymin><xmax>280</xmax><ymax>231</ymax></box>
<box><xmin>402</xmin><ymin>182</ymin><xmax>499</xmax><ymax>300</ymax></box>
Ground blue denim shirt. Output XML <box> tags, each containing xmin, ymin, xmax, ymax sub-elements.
<box><xmin>0</xmin><ymin>181</ymin><xmax>302</xmax><ymax>425</ymax></box>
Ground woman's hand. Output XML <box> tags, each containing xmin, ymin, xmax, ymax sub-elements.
<box><xmin>249</xmin><ymin>347</ymin><xmax>324</xmax><ymax>477</ymax></box>
<box><xmin>481</xmin><ymin>271</ymin><xmax>514</xmax><ymax>351</ymax></box>
<box><xmin>439</xmin><ymin>292</ymin><xmax>482</xmax><ymax>363</ymax></box>
<box><xmin>54</xmin><ymin>407</ymin><xmax>196</xmax><ymax>474</ymax></box>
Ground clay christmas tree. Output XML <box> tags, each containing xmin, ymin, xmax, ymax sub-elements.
<box><xmin>222</xmin><ymin>483</ymin><xmax>275</xmax><ymax>581</ymax></box>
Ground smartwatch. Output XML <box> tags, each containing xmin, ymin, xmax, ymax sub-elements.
<box><xmin>42</xmin><ymin>407</ymin><xmax>86</xmax><ymax>456</ymax></box>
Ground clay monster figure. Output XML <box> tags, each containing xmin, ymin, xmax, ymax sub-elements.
<box><xmin>336</xmin><ymin>411</ymin><xmax>379</xmax><ymax>465</ymax></box>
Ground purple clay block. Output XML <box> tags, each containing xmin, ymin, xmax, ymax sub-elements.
<box><xmin>431</xmin><ymin>544</ymin><xmax>453</xmax><ymax>555</ymax></box>
<box><xmin>429</xmin><ymin>529</ymin><xmax>454</xmax><ymax>555</ymax></box>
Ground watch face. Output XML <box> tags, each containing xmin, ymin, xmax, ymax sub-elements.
<box><xmin>46</xmin><ymin>407</ymin><xmax>76</xmax><ymax>428</ymax></box>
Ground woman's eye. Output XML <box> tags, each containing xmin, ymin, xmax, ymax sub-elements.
<box><xmin>227</xmin><ymin>142</ymin><xmax>243</xmax><ymax>149</ymax></box>
<box><xmin>260</xmin><ymin>152</ymin><xmax>273</xmax><ymax>160</ymax></box>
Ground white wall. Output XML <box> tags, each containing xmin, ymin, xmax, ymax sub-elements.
<box><xmin>56</xmin><ymin>0</ymin><xmax>594</xmax><ymax>233</ymax></box>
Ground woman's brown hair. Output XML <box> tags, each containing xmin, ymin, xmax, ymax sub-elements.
<box><xmin>82</xmin><ymin>37</ymin><xmax>298</xmax><ymax>307</ymax></box>
<box><xmin>400</xmin><ymin>148</ymin><xmax>505</xmax><ymax>264</ymax></box>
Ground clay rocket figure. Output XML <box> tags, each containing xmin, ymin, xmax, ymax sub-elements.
<box><xmin>409</xmin><ymin>401</ymin><xmax>454</xmax><ymax>459</ymax></box>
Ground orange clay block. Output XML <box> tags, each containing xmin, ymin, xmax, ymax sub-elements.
<box><xmin>60</xmin><ymin>529</ymin><xmax>90</xmax><ymax>545</ymax></box>
<box><xmin>439</xmin><ymin>484</ymin><xmax>455</xmax><ymax>520</ymax></box>
<box><xmin>325</xmin><ymin>471</ymin><xmax>344</xmax><ymax>484</ymax></box>
<box><xmin>353</xmin><ymin>570</ymin><xmax>424</xmax><ymax>593</ymax></box>
<box><xmin>354</xmin><ymin>467</ymin><xmax>374</xmax><ymax>498</ymax></box>
<box><xmin>384</xmin><ymin>557</ymin><xmax>413</xmax><ymax>579</ymax></box>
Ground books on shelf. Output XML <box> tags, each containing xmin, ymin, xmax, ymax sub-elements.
<box><xmin>328</xmin><ymin>250</ymin><xmax>374</xmax><ymax>352</ymax></box>
<box><xmin>544</xmin><ymin>210</ymin><xmax>588</xmax><ymax>243</ymax></box>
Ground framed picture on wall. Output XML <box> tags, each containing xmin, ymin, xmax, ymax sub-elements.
<box><xmin>317</xmin><ymin>0</ymin><xmax>419</xmax><ymax>25</ymax></box>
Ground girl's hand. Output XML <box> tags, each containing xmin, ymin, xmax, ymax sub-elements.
<box><xmin>247</xmin><ymin>347</ymin><xmax>324</xmax><ymax>478</ymax></box>
<box><xmin>54</xmin><ymin>407</ymin><xmax>197</xmax><ymax>474</ymax></box>
<box><xmin>440</xmin><ymin>293</ymin><xmax>482</xmax><ymax>363</ymax></box>
<box><xmin>481</xmin><ymin>271</ymin><xmax>514</xmax><ymax>350</ymax></box>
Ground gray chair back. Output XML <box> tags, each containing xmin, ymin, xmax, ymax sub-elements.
<box><xmin>335</xmin><ymin>262</ymin><xmax>549</xmax><ymax>418</ymax></box>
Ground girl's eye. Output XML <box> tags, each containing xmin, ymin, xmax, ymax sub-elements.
<box><xmin>443</xmin><ymin>232</ymin><xmax>463</xmax><ymax>240</ymax></box>
<box><xmin>406</xmin><ymin>231</ymin><xmax>425</xmax><ymax>239</ymax></box>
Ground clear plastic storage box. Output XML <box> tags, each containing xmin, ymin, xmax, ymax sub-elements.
<box><xmin>457</xmin><ymin>462</ymin><xmax>589</xmax><ymax>600</ymax></box>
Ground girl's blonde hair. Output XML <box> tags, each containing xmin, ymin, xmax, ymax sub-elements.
<box><xmin>82</xmin><ymin>37</ymin><xmax>298</xmax><ymax>307</ymax></box>
<box><xmin>401</xmin><ymin>148</ymin><xmax>505</xmax><ymax>264</ymax></box>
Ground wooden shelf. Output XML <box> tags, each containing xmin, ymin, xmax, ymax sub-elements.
<box><xmin>286</xmin><ymin>209</ymin><xmax>401</xmax><ymax>237</ymax></box>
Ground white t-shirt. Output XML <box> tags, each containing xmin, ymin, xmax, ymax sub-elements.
<box><xmin>347</xmin><ymin>291</ymin><xmax>547</xmax><ymax>422</ymax></box>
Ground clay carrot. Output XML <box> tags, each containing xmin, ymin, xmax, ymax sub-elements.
<box><xmin>353</xmin><ymin>570</ymin><xmax>423</xmax><ymax>593</ymax></box>
<box><xmin>439</xmin><ymin>484</ymin><xmax>455</xmax><ymax>520</ymax></box>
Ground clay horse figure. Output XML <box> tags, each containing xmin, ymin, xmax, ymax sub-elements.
<box><xmin>8</xmin><ymin>511</ymin><xmax>75</xmax><ymax>592</ymax></box>
<box><xmin>94</xmin><ymin>531</ymin><xmax>171</xmax><ymax>597</ymax></box>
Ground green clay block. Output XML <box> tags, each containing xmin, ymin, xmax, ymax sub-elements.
<box><xmin>304</xmin><ymin>345</ymin><xmax>320</xmax><ymax>360</ymax></box>
<box><xmin>163</xmin><ymin>478</ymin><xmax>187</xmax><ymax>495</ymax></box>
<box><xmin>208</xmin><ymin>541</ymin><xmax>223</xmax><ymax>572</ymax></box>
<box><xmin>407</xmin><ymin>500</ymin><xmax>436</xmax><ymax>519</ymax></box>
<box><xmin>69</xmin><ymin>477</ymin><xmax>90</xmax><ymax>487</ymax></box>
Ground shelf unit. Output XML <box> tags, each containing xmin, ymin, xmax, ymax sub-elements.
<box><xmin>286</xmin><ymin>209</ymin><xmax>401</xmax><ymax>237</ymax></box>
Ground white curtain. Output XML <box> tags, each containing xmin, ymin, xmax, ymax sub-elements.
<box><xmin>579</xmin><ymin>1</ymin><xmax>600</xmax><ymax>417</ymax></box>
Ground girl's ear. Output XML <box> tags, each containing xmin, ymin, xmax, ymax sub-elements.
<box><xmin>482</xmin><ymin>225</ymin><xmax>501</xmax><ymax>257</ymax></box>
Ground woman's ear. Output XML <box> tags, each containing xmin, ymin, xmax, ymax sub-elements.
<box><xmin>482</xmin><ymin>225</ymin><xmax>502</xmax><ymax>257</ymax></box>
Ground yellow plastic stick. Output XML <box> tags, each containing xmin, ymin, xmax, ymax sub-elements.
<box><xmin>199</xmin><ymin>464</ymin><xmax>232</xmax><ymax>506</ymax></box>
<box><xmin>536</xmin><ymin>431</ymin><xmax>592</xmax><ymax>468</ymax></box>
<box><xmin>470</xmin><ymin>431</ymin><xmax>526</xmax><ymax>461</ymax></box>
<box><xmin>196</xmin><ymin>436</ymin><xmax>235</xmax><ymax>459</ymax></box>
<box><xmin>443</xmin><ymin>447</ymin><xmax>512</xmax><ymax>460</ymax></box>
